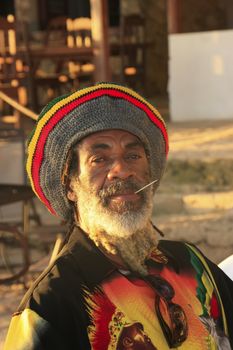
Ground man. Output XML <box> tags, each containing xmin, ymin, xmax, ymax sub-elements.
<box><xmin>4</xmin><ymin>83</ymin><xmax>233</xmax><ymax>349</ymax></box>
<box><xmin>116</xmin><ymin>321</ymin><xmax>157</xmax><ymax>349</ymax></box>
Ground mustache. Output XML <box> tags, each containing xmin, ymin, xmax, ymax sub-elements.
<box><xmin>98</xmin><ymin>179</ymin><xmax>143</xmax><ymax>199</ymax></box>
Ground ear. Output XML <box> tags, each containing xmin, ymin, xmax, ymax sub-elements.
<box><xmin>122</xmin><ymin>337</ymin><xmax>133</xmax><ymax>348</ymax></box>
<box><xmin>66</xmin><ymin>179</ymin><xmax>77</xmax><ymax>202</ymax></box>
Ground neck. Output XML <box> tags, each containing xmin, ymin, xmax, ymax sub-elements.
<box><xmin>98</xmin><ymin>245</ymin><xmax>128</xmax><ymax>270</ymax></box>
<box><xmin>85</xmin><ymin>222</ymin><xmax>158</xmax><ymax>276</ymax></box>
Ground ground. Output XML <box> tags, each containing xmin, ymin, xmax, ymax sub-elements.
<box><xmin>1</xmin><ymin>119</ymin><xmax>233</xmax><ymax>347</ymax></box>
<box><xmin>155</xmin><ymin>119</ymin><xmax>233</xmax><ymax>263</ymax></box>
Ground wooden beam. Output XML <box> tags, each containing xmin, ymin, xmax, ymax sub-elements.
<box><xmin>0</xmin><ymin>90</ymin><xmax>38</xmax><ymax>120</ymax></box>
<box><xmin>167</xmin><ymin>0</ymin><xmax>182</xmax><ymax>34</ymax></box>
<box><xmin>226</xmin><ymin>1</ymin><xmax>233</xmax><ymax>28</ymax></box>
<box><xmin>90</xmin><ymin>0</ymin><xmax>111</xmax><ymax>81</ymax></box>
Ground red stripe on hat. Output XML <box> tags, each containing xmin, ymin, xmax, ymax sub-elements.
<box><xmin>106</xmin><ymin>89</ymin><xmax>168</xmax><ymax>152</ymax></box>
<box><xmin>32</xmin><ymin>88</ymin><xmax>168</xmax><ymax>212</ymax></box>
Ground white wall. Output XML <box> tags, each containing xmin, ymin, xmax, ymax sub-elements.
<box><xmin>169</xmin><ymin>30</ymin><xmax>233</xmax><ymax>121</ymax></box>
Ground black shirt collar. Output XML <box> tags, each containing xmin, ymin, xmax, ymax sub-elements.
<box><xmin>64</xmin><ymin>226</ymin><xmax>117</xmax><ymax>289</ymax></box>
<box><xmin>62</xmin><ymin>226</ymin><xmax>184</xmax><ymax>290</ymax></box>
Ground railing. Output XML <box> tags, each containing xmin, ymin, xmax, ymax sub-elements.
<box><xmin>0</xmin><ymin>90</ymin><xmax>38</xmax><ymax>121</ymax></box>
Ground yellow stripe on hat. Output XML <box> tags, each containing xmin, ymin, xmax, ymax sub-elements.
<box><xmin>27</xmin><ymin>83</ymin><xmax>166</xmax><ymax>197</ymax></box>
<box><xmin>27</xmin><ymin>85</ymin><xmax>100</xmax><ymax>194</ymax></box>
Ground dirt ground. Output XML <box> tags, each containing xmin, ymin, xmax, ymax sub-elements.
<box><xmin>155</xmin><ymin>119</ymin><xmax>233</xmax><ymax>263</ymax></box>
<box><xmin>1</xmin><ymin>119</ymin><xmax>233</xmax><ymax>348</ymax></box>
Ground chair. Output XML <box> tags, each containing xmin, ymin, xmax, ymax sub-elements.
<box><xmin>120</xmin><ymin>14</ymin><xmax>147</xmax><ymax>94</ymax></box>
<box><xmin>60</xmin><ymin>17</ymin><xmax>94</xmax><ymax>84</ymax></box>
<box><xmin>0</xmin><ymin>16</ymin><xmax>29</xmax><ymax>84</ymax></box>
<box><xmin>0</xmin><ymin>16</ymin><xmax>29</xmax><ymax>125</ymax></box>
<box><xmin>33</xmin><ymin>17</ymin><xmax>94</xmax><ymax>111</ymax></box>
<box><xmin>43</xmin><ymin>16</ymin><xmax>68</xmax><ymax>47</ymax></box>
<box><xmin>71</xmin><ymin>17</ymin><xmax>92</xmax><ymax>48</ymax></box>
<box><xmin>69</xmin><ymin>17</ymin><xmax>94</xmax><ymax>85</ymax></box>
<box><xmin>31</xmin><ymin>16</ymin><xmax>72</xmax><ymax>110</ymax></box>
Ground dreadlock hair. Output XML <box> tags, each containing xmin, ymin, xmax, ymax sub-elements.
<box><xmin>61</xmin><ymin>143</ymin><xmax>80</xmax><ymax>226</ymax></box>
<box><xmin>61</xmin><ymin>144</ymin><xmax>79</xmax><ymax>188</ymax></box>
<box><xmin>58</xmin><ymin>143</ymin><xmax>81</xmax><ymax>248</ymax></box>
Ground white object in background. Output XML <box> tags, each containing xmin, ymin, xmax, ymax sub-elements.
<box><xmin>218</xmin><ymin>255</ymin><xmax>233</xmax><ymax>281</ymax></box>
<box><xmin>169</xmin><ymin>30</ymin><xmax>233</xmax><ymax>121</ymax></box>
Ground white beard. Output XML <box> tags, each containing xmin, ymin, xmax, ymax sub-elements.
<box><xmin>70</xmin><ymin>177</ymin><xmax>158</xmax><ymax>275</ymax></box>
<box><xmin>72</xmin><ymin>178</ymin><xmax>154</xmax><ymax>239</ymax></box>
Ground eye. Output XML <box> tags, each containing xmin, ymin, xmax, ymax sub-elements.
<box><xmin>126</xmin><ymin>153</ymin><xmax>142</xmax><ymax>160</ymax></box>
<box><xmin>92</xmin><ymin>157</ymin><xmax>105</xmax><ymax>163</ymax></box>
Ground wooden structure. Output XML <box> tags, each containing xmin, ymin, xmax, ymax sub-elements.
<box><xmin>90</xmin><ymin>0</ymin><xmax>110</xmax><ymax>82</ymax></box>
<box><xmin>26</xmin><ymin>16</ymin><xmax>95</xmax><ymax>111</ymax></box>
<box><xmin>0</xmin><ymin>15</ymin><xmax>29</xmax><ymax>125</ymax></box>
<box><xmin>167</xmin><ymin>0</ymin><xmax>182</xmax><ymax>34</ymax></box>
<box><xmin>120</xmin><ymin>14</ymin><xmax>147</xmax><ymax>94</ymax></box>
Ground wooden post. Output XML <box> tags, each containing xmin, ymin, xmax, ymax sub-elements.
<box><xmin>167</xmin><ymin>0</ymin><xmax>182</xmax><ymax>34</ymax></box>
<box><xmin>226</xmin><ymin>2</ymin><xmax>233</xmax><ymax>28</ymax></box>
<box><xmin>90</xmin><ymin>0</ymin><xmax>111</xmax><ymax>82</ymax></box>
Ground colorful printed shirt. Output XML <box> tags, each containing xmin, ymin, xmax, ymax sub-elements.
<box><xmin>4</xmin><ymin>227</ymin><xmax>233</xmax><ymax>349</ymax></box>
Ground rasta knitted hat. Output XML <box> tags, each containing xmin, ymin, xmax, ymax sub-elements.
<box><xmin>26</xmin><ymin>82</ymin><xmax>169</xmax><ymax>220</ymax></box>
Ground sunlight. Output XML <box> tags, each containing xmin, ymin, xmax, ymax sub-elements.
<box><xmin>212</xmin><ymin>54</ymin><xmax>224</xmax><ymax>76</ymax></box>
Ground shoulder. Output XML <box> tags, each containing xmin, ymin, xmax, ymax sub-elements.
<box><xmin>159</xmin><ymin>239</ymin><xmax>232</xmax><ymax>280</ymax></box>
<box><xmin>158</xmin><ymin>239</ymin><xmax>233</xmax><ymax>343</ymax></box>
<box><xmin>18</xmin><ymin>247</ymin><xmax>84</xmax><ymax>320</ymax></box>
<box><xmin>158</xmin><ymin>239</ymin><xmax>194</xmax><ymax>267</ymax></box>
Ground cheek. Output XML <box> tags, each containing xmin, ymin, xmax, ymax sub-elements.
<box><xmin>82</xmin><ymin>171</ymin><xmax>106</xmax><ymax>192</ymax></box>
<box><xmin>139</xmin><ymin>158</ymin><xmax>150</xmax><ymax>175</ymax></box>
<box><xmin>137</xmin><ymin>165</ymin><xmax>150</xmax><ymax>181</ymax></box>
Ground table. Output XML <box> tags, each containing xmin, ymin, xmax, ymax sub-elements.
<box><xmin>27</xmin><ymin>46</ymin><xmax>93</xmax><ymax>61</ymax></box>
<box><xmin>0</xmin><ymin>183</ymin><xmax>39</xmax><ymax>232</ymax></box>
<box><xmin>19</xmin><ymin>45</ymin><xmax>94</xmax><ymax>111</ymax></box>
<box><xmin>0</xmin><ymin>184</ymin><xmax>35</xmax><ymax>207</ymax></box>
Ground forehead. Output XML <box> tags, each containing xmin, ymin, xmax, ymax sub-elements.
<box><xmin>79</xmin><ymin>129</ymin><xmax>144</xmax><ymax>150</ymax></box>
<box><xmin>123</xmin><ymin>322</ymin><xmax>144</xmax><ymax>336</ymax></box>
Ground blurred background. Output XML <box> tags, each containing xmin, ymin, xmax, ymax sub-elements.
<box><xmin>2</xmin><ymin>0</ymin><xmax>233</xmax><ymax>118</ymax></box>
<box><xmin>0</xmin><ymin>0</ymin><xmax>233</xmax><ymax>345</ymax></box>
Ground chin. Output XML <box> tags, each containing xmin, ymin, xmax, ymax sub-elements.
<box><xmin>107</xmin><ymin>229</ymin><xmax>136</xmax><ymax>239</ymax></box>
<box><xmin>108</xmin><ymin>201</ymin><xmax>143</xmax><ymax>214</ymax></box>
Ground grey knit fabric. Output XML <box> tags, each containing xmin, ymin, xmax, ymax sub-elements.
<box><xmin>40</xmin><ymin>95</ymin><xmax>166</xmax><ymax>220</ymax></box>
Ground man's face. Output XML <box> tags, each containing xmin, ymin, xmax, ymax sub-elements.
<box><xmin>77</xmin><ymin>129</ymin><xmax>149</xmax><ymax>209</ymax></box>
<box><xmin>118</xmin><ymin>323</ymin><xmax>157</xmax><ymax>350</ymax></box>
<box><xmin>68</xmin><ymin>129</ymin><xmax>153</xmax><ymax>238</ymax></box>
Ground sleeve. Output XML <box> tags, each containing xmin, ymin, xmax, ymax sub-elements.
<box><xmin>3</xmin><ymin>308</ymin><xmax>67</xmax><ymax>350</ymax></box>
<box><xmin>205</xmin><ymin>257</ymin><xmax>233</xmax><ymax>345</ymax></box>
<box><xmin>187</xmin><ymin>242</ymin><xmax>233</xmax><ymax>347</ymax></box>
<box><xmin>3</xmin><ymin>252</ymin><xmax>90</xmax><ymax>349</ymax></box>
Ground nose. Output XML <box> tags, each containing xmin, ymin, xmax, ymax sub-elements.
<box><xmin>107</xmin><ymin>158</ymin><xmax>136</xmax><ymax>181</ymax></box>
